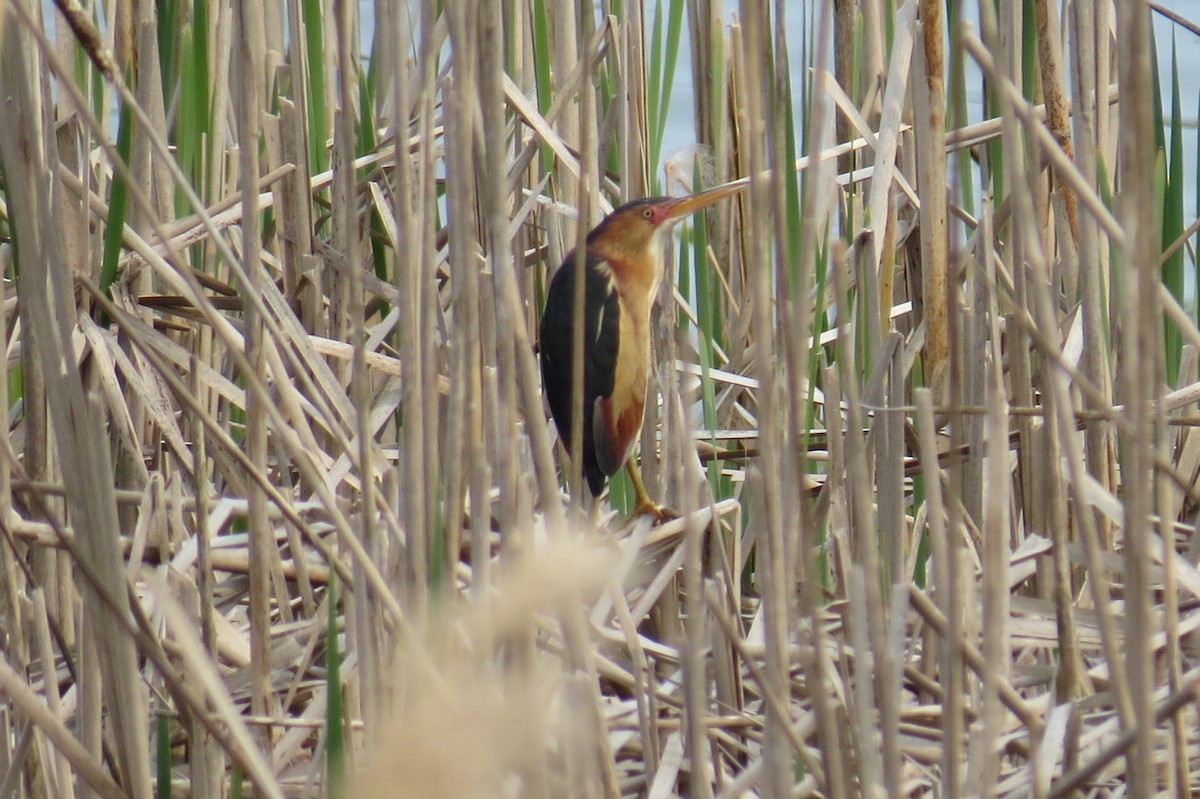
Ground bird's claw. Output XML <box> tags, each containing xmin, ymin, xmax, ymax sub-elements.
<box><xmin>630</xmin><ymin>500</ymin><xmax>678</xmax><ymax>525</ymax></box>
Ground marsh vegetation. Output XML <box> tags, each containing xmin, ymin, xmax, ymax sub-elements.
<box><xmin>0</xmin><ymin>0</ymin><xmax>1199</xmax><ymax>796</ymax></box>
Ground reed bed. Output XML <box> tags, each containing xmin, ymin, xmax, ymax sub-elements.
<box><xmin>0</xmin><ymin>0</ymin><xmax>1199</xmax><ymax>795</ymax></box>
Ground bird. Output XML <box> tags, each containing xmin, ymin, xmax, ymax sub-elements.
<box><xmin>539</xmin><ymin>183</ymin><xmax>742</xmax><ymax>520</ymax></box>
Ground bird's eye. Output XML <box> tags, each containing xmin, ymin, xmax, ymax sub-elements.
<box><xmin>642</xmin><ymin>208</ymin><xmax>653</xmax><ymax>219</ymax></box>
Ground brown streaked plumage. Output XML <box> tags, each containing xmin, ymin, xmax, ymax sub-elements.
<box><xmin>539</xmin><ymin>183</ymin><xmax>742</xmax><ymax>520</ymax></box>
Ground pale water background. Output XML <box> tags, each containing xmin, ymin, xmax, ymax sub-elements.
<box><xmin>657</xmin><ymin>2</ymin><xmax>1200</xmax><ymax>219</ymax></box>
<box><xmin>38</xmin><ymin>1</ymin><xmax>1200</xmax><ymax>257</ymax></box>
<box><xmin>648</xmin><ymin>2</ymin><xmax>1200</xmax><ymax>306</ymax></box>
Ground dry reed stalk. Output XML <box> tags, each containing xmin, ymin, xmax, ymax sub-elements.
<box><xmin>914</xmin><ymin>0</ymin><xmax>949</xmax><ymax>394</ymax></box>
<box><xmin>2</xmin><ymin>7</ymin><xmax>156</xmax><ymax>799</ymax></box>
<box><xmin>971</xmin><ymin>11</ymin><xmax>1091</xmax><ymax>708</ymax></box>
<box><xmin>839</xmin><ymin>235</ymin><xmax>902</xmax><ymax>792</ymax></box>
<box><xmin>1115</xmin><ymin>3</ymin><xmax>1161</xmax><ymax>795</ymax></box>
<box><xmin>4</xmin><ymin>0</ymin><xmax>1200</xmax><ymax>796</ymax></box>
<box><xmin>976</xmin><ymin>196</ymin><xmax>1009</xmax><ymax>798</ymax></box>
<box><xmin>0</xmin><ymin>652</ymin><xmax>126</xmax><ymax>799</ymax></box>
<box><xmin>230</xmin><ymin>0</ymin><xmax>274</xmax><ymax>760</ymax></box>
<box><xmin>732</xmin><ymin>7</ymin><xmax>804</xmax><ymax>797</ymax></box>
<box><xmin>1069</xmin><ymin>0</ymin><xmax>1118</xmax><ymax>562</ymax></box>
<box><xmin>969</xmin><ymin>16</ymin><xmax>1096</xmax><ymax>796</ymax></box>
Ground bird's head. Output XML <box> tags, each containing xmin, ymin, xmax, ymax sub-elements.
<box><xmin>585</xmin><ymin>183</ymin><xmax>743</xmax><ymax>278</ymax></box>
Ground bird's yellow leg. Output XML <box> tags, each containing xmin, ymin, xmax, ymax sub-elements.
<box><xmin>626</xmin><ymin>458</ymin><xmax>677</xmax><ymax>522</ymax></box>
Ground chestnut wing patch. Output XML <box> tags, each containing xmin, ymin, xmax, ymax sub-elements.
<box><xmin>592</xmin><ymin>394</ymin><xmax>642</xmax><ymax>478</ymax></box>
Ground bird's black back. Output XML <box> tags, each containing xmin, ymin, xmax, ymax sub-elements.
<box><xmin>539</xmin><ymin>251</ymin><xmax>621</xmax><ymax>496</ymax></box>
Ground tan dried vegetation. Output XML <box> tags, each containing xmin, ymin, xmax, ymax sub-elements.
<box><xmin>0</xmin><ymin>0</ymin><xmax>1199</xmax><ymax>796</ymax></box>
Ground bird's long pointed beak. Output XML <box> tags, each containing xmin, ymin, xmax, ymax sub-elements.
<box><xmin>661</xmin><ymin>181</ymin><xmax>745</xmax><ymax>221</ymax></box>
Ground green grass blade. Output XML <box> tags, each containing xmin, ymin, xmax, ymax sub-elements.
<box><xmin>99</xmin><ymin>86</ymin><xmax>134</xmax><ymax>299</ymax></box>
<box><xmin>359</xmin><ymin>67</ymin><xmax>389</xmax><ymax>291</ymax></box>
<box><xmin>7</xmin><ymin>363</ymin><xmax>23</xmax><ymax>410</ymax></box>
<box><xmin>689</xmin><ymin>170</ymin><xmax>726</xmax><ymax>498</ymax></box>
<box><xmin>646</xmin><ymin>0</ymin><xmax>664</xmax><ymax>178</ymax></box>
<box><xmin>157</xmin><ymin>0</ymin><xmax>180</xmax><ymax>107</ymax></box>
<box><xmin>156</xmin><ymin>709</ymin><xmax>171</xmax><ymax>799</ymax></box>
<box><xmin>302</xmin><ymin>0</ymin><xmax>329</xmax><ymax>172</ymax></box>
<box><xmin>882</xmin><ymin>0</ymin><xmax>894</xmax><ymax>54</ymax></box>
<box><xmin>177</xmin><ymin>0</ymin><xmax>211</xmax><ymax>206</ymax></box>
<box><xmin>230</xmin><ymin>764</ymin><xmax>243</xmax><ymax>799</ymax></box>
<box><xmin>655</xmin><ymin>0</ymin><xmax>685</xmax><ymax>158</ymax></box>
<box><xmin>1098</xmin><ymin>154</ymin><xmax>1118</xmax><ymax>342</ymax></box>
<box><xmin>325</xmin><ymin>574</ymin><xmax>345</xmax><ymax>797</ymax></box>
<box><xmin>1162</xmin><ymin>37</ymin><xmax>1184</xmax><ymax>385</ymax></box>
<box><xmin>609</xmin><ymin>469</ymin><xmax>632</xmax><ymax>515</ymax></box>
<box><xmin>1195</xmin><ymin>84</ymin><xmax>1200</xmax><ymax>323</ymax></box>
<box><xmin>1150</xmin><ymin>28</ymin><xmax>1166</xmax><ymax>154</ymax></box>
<box><xmin>645</xmin><ymin>0</ymin><xmax>686</xmax><ymax>184</ymax></box>
<box><xmin>1020</xmin><ymin>0</ymin><xmax>1036</xmax><ymax>100</ymax></box>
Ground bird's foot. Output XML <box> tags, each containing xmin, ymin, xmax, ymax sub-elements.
<box><xmin>624</xmin><ymin>460</ymin><xmax>677</xmax><ymax>525</ymax></box>
<box><xmin>629</xmin><ymin>499</ymin><xmax>678</xmax><ymax>525</ymax></box>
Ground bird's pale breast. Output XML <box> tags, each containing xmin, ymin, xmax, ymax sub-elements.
<box><xmin>597</xmin><ymin>278</ymin><xmax>656</xmax><ymax>467</ymax></box>
<box><xmin>590</xmin><ymin>231</ymin><xmax>666</xmax><ymax>474</ymax></box>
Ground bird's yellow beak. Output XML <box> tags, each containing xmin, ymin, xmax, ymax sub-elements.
<box><xmin>660</xmin><ymin>181</ymin><xmax>745</xmax><ymax>222</ymax></box>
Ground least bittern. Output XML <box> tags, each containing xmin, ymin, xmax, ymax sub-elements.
<box><xmin>539</xmin><ymin>183</ymin><xmax>742</xmax><ymax>520</ymax></box>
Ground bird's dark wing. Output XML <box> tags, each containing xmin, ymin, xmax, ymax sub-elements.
<box><xmin>540</xmin><ymin>252</ymin><xmax>620</xmax><ymax>496</ymax></box>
